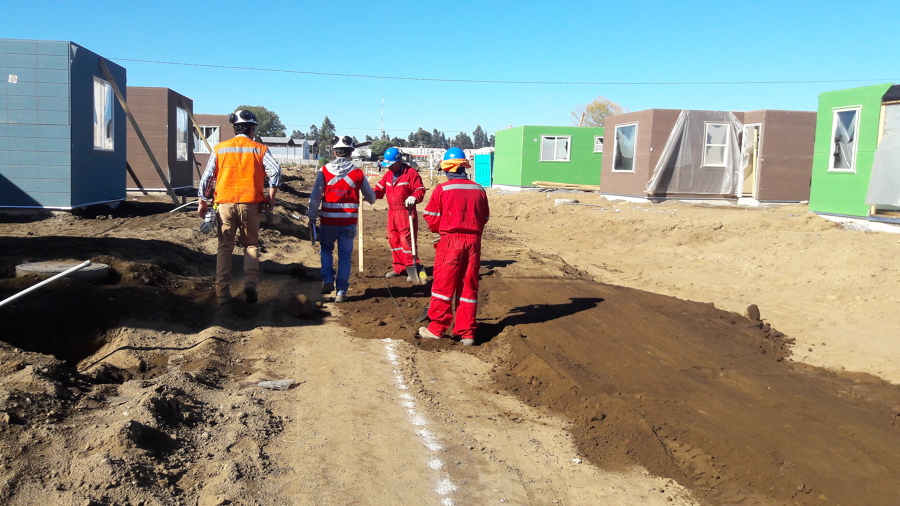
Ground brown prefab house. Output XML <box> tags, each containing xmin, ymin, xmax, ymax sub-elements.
<box><xmin>600</xmin><ymin>109</ymin><xmax>816</xmax><ymax>202</ymax></box>
<box><xmin>192</xmin><ymin>114</ymin><xmax>234</xmax><ymax>175</ymax></box>
<box><xmin>125</xmin><ymin>87</ymin><xmax>194</xmax><ymax>193</ymax></box>
<box><xmin>740</xmin><ymin>110</ymin><xmax>816</xmax><ymax>201</ymax></box>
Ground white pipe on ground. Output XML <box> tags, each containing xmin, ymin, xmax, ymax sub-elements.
<box><xmin>0</xmin><ymin>260</ymin><xmax>92</xmax><ymax>308</ymax></box>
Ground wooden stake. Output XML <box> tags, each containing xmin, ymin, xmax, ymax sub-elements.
<box><xmin>358</xmin><ymin>201</ymin><xmax>364</xmax><ymax>272</ymax></box>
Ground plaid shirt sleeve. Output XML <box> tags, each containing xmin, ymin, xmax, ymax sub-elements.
<box><xmin>198</xmin><ymin>151</ymin><xmax>218</xmax><ymax>201</ymax></box>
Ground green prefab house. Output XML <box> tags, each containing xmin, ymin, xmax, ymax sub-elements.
<box><xmin>493</xmin><ymin>126</ymin><xmax>604</xmax><ymax>188</ymax></box>
<box><xmin>809</xmin><ymin>83</ymin><xmax>900</xmax><ymax>220</ymax></box>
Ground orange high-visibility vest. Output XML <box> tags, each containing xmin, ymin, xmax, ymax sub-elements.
<box><xmin>213</xmin><ymin>136</ymin><xmax>268</xmax><ymax>204</ymax></box>
<box><xmin>320</xmin><ymin>166</ymin><xmax>366</xmax><ymax>226</ymax></box>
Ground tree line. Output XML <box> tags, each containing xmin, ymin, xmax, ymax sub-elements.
<box><xmin>238</xmin><ymin>94</ymin><xmax>626</xmax><ymax>162</ymax></box>
<box><xmin>236</xmin><ymin>106</ymin><xmax>494</xmax><ymax>161</ymax></box>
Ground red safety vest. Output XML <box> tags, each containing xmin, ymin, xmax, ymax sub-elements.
<box><xmin>320</xmin><ymin>166</ymin><xmax>366</xmax><ymax>226</ymax></box>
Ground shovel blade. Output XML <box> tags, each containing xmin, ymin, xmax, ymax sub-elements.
<box><xmin>416</xmin><ymin>303</ymin><xmax>430</xmax><ymax>322</ymax></box>
<box><xmin>407</xmin><ymin>264</ymin><xmax>427</xmax><ymax>285</ymax></box>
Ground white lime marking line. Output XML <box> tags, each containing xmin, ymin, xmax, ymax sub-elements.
<box><xmin>383</xmin><ymin>338</ymin><xmax>458</xmax><ymax>505</ymax></box>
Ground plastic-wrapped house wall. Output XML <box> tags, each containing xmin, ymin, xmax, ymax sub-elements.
<box><xmin>0</xmin><ymin>39</ymin><xmax>127</xmax><ymax>209</ymax></box>
<box><xmin>809</xmin><ymin>83</ymin><xmax>900</xmax><ymax>220</ymax></box>
<box><xmin>493</xmin><ymin>125</ymin><xmax>604</xmax><ymax>187</ymax></box>
<box><xmin>126</xmin><ymin>87</ymin><xmax>194</xmax><ymax>193</ymax></box>
<box><xmin>601</xmin><ymin>109</ymin><xmax>815</xmax><ymax>201</ymax></box>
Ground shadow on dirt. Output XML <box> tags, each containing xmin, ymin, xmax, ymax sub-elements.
<box><xmin>0</xmin><ymin>236</ymin><xmax>324</xmax><ymax>364</ymax></box>
<box><xmin>477</xmin><ymin>297</ymin><xmax>605</xmax><ymax>343</ymax></box>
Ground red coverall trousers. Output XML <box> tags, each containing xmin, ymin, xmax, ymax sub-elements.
<box><xmin>426</xmin><ymin>232</ymin><xmax>482</xmax><ymax>339</ymax></box>
<box><xmin>387</xmin><ymin>208</ymin><xmax>421</xmax><ymax>274</ymax></box>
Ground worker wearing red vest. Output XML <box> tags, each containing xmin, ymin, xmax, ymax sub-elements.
<box><xmin>419</xmin><ymin>147</ymin><xmax>489</xmax><ymax>345</ymax></box>
<box><xmin>374</xmin><ymin>147</ymin><xmax>426</xmax><ymax>279</ymax></box>
<box><xmin>198</xmin><ymin>110</ymin><xmax>282</xmax><ymax>305</ymax></box>
<box><xmin>307</xmin><ymin>136</ymin><xmax>376</xmax><ymax>302</ymax></box>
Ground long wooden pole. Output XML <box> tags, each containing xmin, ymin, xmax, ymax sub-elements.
<box><xmin>99</xmin><ymin>59</ymin><xmax>179</xmax><ymax>205</ymax></box>
<box><xmin>357</xmin><ymin>200</ymin><xmax>364</xmax><ymax>272</ymax></box>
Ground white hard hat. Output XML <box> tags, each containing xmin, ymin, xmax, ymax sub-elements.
<box><xmin>333</xmin><ymin>135</ymin><xmax>355</xmax><ymax>150</ymax></box>
<box><xmin>229</xmin><ymin>110</ymin><xmax>258</xmax><ymax>125</ymax></box>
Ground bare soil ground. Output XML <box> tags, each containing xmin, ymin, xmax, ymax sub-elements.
<box><xmin>0</xmin><ymin>165</ymin><xmax>898</xmax><ymax>506</ymax></box>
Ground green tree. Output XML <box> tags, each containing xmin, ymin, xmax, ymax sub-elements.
<box><xmin>409</xmin><ymin>127</ymin><xmax>433</xmax><ymax>148</ymax></box>
<box><xmin>472</xmin><ymin>125</ymin><xmax>487</xmax><ymax>149</ymax></box>
<box><xmin>488</xmin><ymin>134</ymin><xmax>495</xmax><ymax>147</ymax></box>
<box><xmin>235</xmin><ymin>105</ymin><xmax>285</xmax><ymax>136</ymax></box>
<box><xmin>432</xmin><ymin>129</ymin><xmax>447</xmax><ymax>149</ymax></box>
<box><xmin>453</xmin><ymin>132</ymin><xmax>474</xmax><ymax>150</ymax></box>
<box><xmin>318</xmin><ymin>116</ymin><xmax>336</xmax><ymax>160</ymax></box>
<box><xmin>291</xmin><ymin>129</ymin><xmax>305</xmax><ymax>139</ymax></box>
<box><xmin>570</xmin><ymin>96</ymin><xmax>628</xmax><ymax>127</ymax></box>
<box><xmin>370</xmin><ymin>138</ymin><xmax>393</xmax><ymax>160</ymax></box>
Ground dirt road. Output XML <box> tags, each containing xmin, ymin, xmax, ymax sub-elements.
<box><xmin>0</xmin><ymin>165</ymin><xmax>898</xmax><ymax>505</ymax></box>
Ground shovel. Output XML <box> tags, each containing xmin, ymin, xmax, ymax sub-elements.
<box><xmin>407</xmin><ymin>209</ymin><xmax>427</xmax><ymax>285</ymax></box>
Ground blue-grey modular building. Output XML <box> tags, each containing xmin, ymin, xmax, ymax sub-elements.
<box><xmin>1</xmin><ymin>39</ymin><xmax>127</xmax><ymax>209</ymax></box>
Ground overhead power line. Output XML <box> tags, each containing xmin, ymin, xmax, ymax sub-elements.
<box><xmin>110</xmin><ymin>58</ymin><xmax>896</xmax><ymax>86</ymax></box>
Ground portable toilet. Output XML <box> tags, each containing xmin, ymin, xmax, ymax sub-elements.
<box><xmin>473</xmin><ymin>147</ymin><xmax>494</xmax><ymax>187</ymax></box>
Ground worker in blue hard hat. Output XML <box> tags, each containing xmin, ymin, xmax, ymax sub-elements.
<box><xmin>373</xmin><ymin>147</ymin><xmax>427</xmax><ymax>280</ymax></box>
<box><xmin>419</xmin><ymin>147</ymin><xmax>489</xmax><ymax>346</ymax></box>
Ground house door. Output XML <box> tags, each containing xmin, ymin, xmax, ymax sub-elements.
<box><xmin>741</xmin><ymin>124</ymin><xmax>761</xmax><ymax>197</ymax></box>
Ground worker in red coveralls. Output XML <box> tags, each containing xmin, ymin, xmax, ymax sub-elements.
<box><xmin>418</xmin><ymin>147</ymin><xmax>489</xmax><ymax>346</ymax></box>
<box><xmin>374</xmin><ymin>147</ymin><xmax>427</xmax><ymax>280</ymax></box>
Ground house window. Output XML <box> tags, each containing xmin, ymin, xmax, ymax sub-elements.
<box><xmin>594</xmin><ymin>136</ymin><xmax>604</xmax><ymax>153</ymax></box>
<box><xmin>193</xmin><ymin>126</ymin><xmax>220</xmax><ymax>154</ymax></box>
<box><xmin>702</xmin><ymin>123</ymin><xmax>730</xmax><ymax>167</ymax></box>
<box><xmin>93</xmin><ymin>77</ymin><xmax>114</xmax><ymax>151</ymax></box>
<box><xmin>540</xmin><ymin>135</ymin><xmax>571</xmax><ymax>162</ymax></box>
<box><xmin>830</xmin><ymin>107</ymin><xmax>859</xmax><ymax>171</ymax></box>
<box><xmin>613</xmin><ymin>123</ymin><xmax>637</xmax><ymax>172</ymax></box>
<box><xmin>175</xmin><ymin>107</ymin><xmax>189</xmax><ymax>161</ymax></box>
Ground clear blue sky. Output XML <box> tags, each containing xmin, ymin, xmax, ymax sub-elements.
<box><xmin>6</xmin><ymin>0</ymin><xmax>898</xmax><ymax>140</ymax></box>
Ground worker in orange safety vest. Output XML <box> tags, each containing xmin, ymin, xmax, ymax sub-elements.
<box><xmin>197</xmin><ymin>109</ymin><xmax>282</xmax><ymax>305</ymax></box>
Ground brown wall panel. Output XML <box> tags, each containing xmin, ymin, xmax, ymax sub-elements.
<box><xmin>126</xmin><ymin>87</ymin><xmax>195</xmax><ymax>190</ymax></box>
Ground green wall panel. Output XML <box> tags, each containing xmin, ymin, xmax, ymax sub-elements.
<box><xmin>809</xmin><ymin>83</ymin><xmax>892</xmax><ymax>217</ymax></box>
<box><xmin>492</xmin><ymin>125</ymin><xmax>603</xmax><ymax>187</ymax></box>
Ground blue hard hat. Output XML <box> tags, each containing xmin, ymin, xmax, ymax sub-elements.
<box><xmin>443</xmin><ymin>147</ymin><xmax>465</xmax><ymax>160</ymax></box>
<box><xmin>381</xmin><ymin>147</ymin><xmax>401</xmax><ymax>167</ymax></box>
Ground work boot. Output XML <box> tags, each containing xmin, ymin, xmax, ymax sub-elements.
<box><xmin>385</xmin><ymin>270</ymin><xmax>401</xmax><ymax>278</ymax></box>
<box><xmin>321</xmin><ymin>282</ymin><xmax>334</xmax><ymax>294</ymax></box>
<box><xmin>418</xmin><ymin>327</ymin><xmax>442</xmax><ymax>340</ymax></box>
<box><xmin>218</xmin><ymin>294</ymin><xmax>234</xmax><ymax>305</ymax></box>
<box><xmin>244</xmin><ymin>283</ymin><xmax>258</xmax><ymax>304</ymax></box>
<box><xmin>461</xmin><ymin>338</ymin><xmax>475</xmax><ymax>346</ymax></box>
<box><xmin>335</xmin><ymin>290</ymin><xmax>347</xmax><ymax>303</ymax></box>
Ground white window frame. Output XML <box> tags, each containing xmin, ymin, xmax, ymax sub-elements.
<box><xmin>93</xmin><ymin>77</ymin><xmax>114</xmax><ymax>151</ymax></box>
<box><xmin>702</xmin><ymin>122</ymin><xmax>730</xmax><ymax>168</ymax></box>
<box><xmin>828</xmin><ymin>106</ymin><xmax>861</xmax><ymax>172</ymax></box>
<box><xmin>175</xmin><ymin>107</ymin><xmax>189</xmax><ymax>161</ymax></box>
<box><xmin>594</xmin><ymin>136</ymin><xmax>604</xmax><ymax>153</ymax></box>
<box><xmin>612</xmin><ymin>123</ymin><xmax>637</xmax><ymax>172</ymax></box>
<box><xmin>193</xmin><ymin>126</ymin><xmax>220</xmax><ymax>154</ymax></box>
<box><xmin>539</xmin><ymin>135</ymin><xmax>571</xmax><ymax>162</ymax></box>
